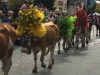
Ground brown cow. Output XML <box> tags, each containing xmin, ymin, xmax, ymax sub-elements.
<box><xmin>0</xmin><ymin>23</ymin><xmax>17</xmax><ymax>75</ymax></box>
<box><xmin>75</xmin><ymin>26</ymin><xmax>88</xmax><ymax>49</ymax></box>
<box><xmin>57</xmin><ymin>36</ymin><xmax>70</xmax><ymax>54</ymax></box>
<box><xmin>21</xmin><ymin>22</ymin><xmax>59</xmax><ymax>73</ymax></box>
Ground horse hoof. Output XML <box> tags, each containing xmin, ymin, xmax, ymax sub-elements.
<box><xmin>41</xmin><ymin>64</ymin><xmax>46</xmax><ymax>68</ymax></box>
<box><xmin>48</xmin><ymin>65</ymin><xmax>52</xmax><ymax>69</ymax></box>
<box><xmin>32</xmin><ymin>69</ymin><xmax>37</xmax><ymax>73</ymax></box>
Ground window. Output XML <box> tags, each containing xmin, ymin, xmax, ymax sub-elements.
<box><xmin>59</xmin><ymin>7</ymin><xmax>63</xmax><ymax>11</ymax></box>
<box><xmin>58</xmin><ymin>1</ymin><xmax>63</xmax><ymax>6</ymax></box>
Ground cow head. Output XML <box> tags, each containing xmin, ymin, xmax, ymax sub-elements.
<box><xmin>20</xmin><ymin>33</ymin><xmax>29</xmax><ymax>47</ymax></box>
<box><xmin>20</xmin><ymin>33</ymin><xmax>31</xmax><ymax>54</ymax></box>
<box><xmin>20</xmin><ymin>33</ymin><xmax>40</xmax><ymax>54</ymax></box>
<box><xmin>75</xmin><ymin>25</ymin><xmax>80</xmax><ymax>32</ymax></box>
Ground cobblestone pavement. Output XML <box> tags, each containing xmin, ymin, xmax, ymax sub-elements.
<box><xmin>1</xmin><ymin>26</ymin><xmax>100</xmax><ymax>75</ymax></box>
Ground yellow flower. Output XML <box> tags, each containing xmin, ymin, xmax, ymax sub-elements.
<box><xmin>16</xmin><ymin>4</ymin><xmax>46</xmax><ymax>37</ymax></box>
<box><xmin>19</xmin><ymin>10</ymin><xmax>22</xmax><ymax>14</ymax></box>
<box><xmin>34</xmin><ymin>9</ymin><xmax>39</xmax><ymax>13</ymax></box>
<box><xmin>16</xmin><ymin>29</ymin><xmax>23</xmax><ymax>36</ymax></box>
<box><xmin>32</xmin><ymin>25</ymin><xmax>46</xmax><ymax>38</ymax></box>
<box><xmin>26</xmin><ymin>19</ymin><xmax>29</xmax><ymax>21</ymax></box>
<box><xmin>38</xmin><ymin>11</ymin><xmax>44</xmax><ymax>21</ymax></box>
<box><xmin>30</xmin><ymin>31</ymin><xmax>33</xmax><ymax>33</ymax></box>
<box><xmin>25</xmin><ymin>14</ymin><xmax>28</xmax><ymax>16</ymax></box>
<box><xmin>21</xmin><ymin>17</ymin><xmax>23</xmax><ymax>19</ymax></box>
<box><xmin>28</xmin><ymin>11</ymin><xmax>32</xmax><ymax>14</ymax></box>
<box><xmin>26</xmin><ymin>27</ymin><xmax>29</xmax><ymax>30</ymax></box>
<box><xmin>15</xmin><ymin>21</ymin><xmax>17</xmax><ymax>24</ymax></box>
<box><xmin>30</xmin><ymin>15</ymin><xmax>32</xmax><ymax>17</ymax></box>
<box><xmin>29</xmin><ymin>24</ymin><xmax>32</xmax><ymax>26</ymax></box>
<box><xmin>38</xmin><ymin>21</ymin><xmax>42</xmax><ymax>25</ymax></box>
<box><xmin>29</xmin><ymin>4</ymin><xmax>33</xmax><ymax>8</ymax></box>
<box><xmin>34</xmin><ymin>22</ymin><xmax>36</xmax><ymax>25</ymax></box>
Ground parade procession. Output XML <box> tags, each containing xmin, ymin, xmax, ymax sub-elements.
<box><xmin>1</xmin><ymin>0</ymin><xmax>100</xmax><ymax>75</ymax></box>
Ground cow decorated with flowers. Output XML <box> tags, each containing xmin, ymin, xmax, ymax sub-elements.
<box><xmin>74</xmin><ymin>8</ymin><xmax>89</xmax><ymax>49</ymax></box>
<box><xmin>57</xmin><ymin>15</ymin><xmax>77</xmax><ymax>54</ymax></box>
<box><xmin>16</xmin><ymin>4</ymin><xmax>59</xmax><ymax>73</ymax></box>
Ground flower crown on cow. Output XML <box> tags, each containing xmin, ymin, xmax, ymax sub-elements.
<box><xmin>57</xmin><ymin>15</ymin><xmax>77</xmax><ymax>38</ymax></box>
<box><xmin>74</xmin><ymin>8</ymin><xmax>88</xmax><ymax>28</ymax></box>
<box><xmin>16</xmin><ymin>4</ymin><xmax>46</xmax><ymax>38</ymax></box>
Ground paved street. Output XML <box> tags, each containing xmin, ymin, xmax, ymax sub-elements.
<box><xmin>1</xmin><ymin>25</ymin><xmax>100</xmax><ymax>75</ymax></box>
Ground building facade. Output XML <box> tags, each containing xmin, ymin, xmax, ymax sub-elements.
<box><xmin>67</xmin><ymin>0</ymin><xmax>81</xmax><ymax>14</ymax></box>
<box><xmin>54</xmin><ymin>0</ymin><xmax>67</xmax><ymax>11</ymax></box>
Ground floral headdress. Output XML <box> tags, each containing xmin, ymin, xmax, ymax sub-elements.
<box><xmin>57</xmin><ymin>15</ymin><xmax>77</xmax><ymax>38</ymax></box>
<box><xmin>16</xmin><ymin>4</ymin><xmax>46</xmax><ymax>38</ymax></box>
<box><xmin>74</xmin><ymin>8</ymin><xmax>88</xmax><ymax>28</ymax></box>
